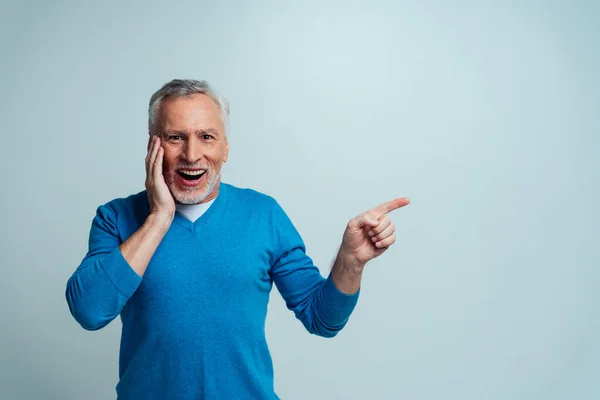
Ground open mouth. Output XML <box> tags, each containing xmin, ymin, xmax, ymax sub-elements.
<box><xmin>177</xmin><ymin>169</ymin><xmax>206</xmax><ymax>181</ymax></box>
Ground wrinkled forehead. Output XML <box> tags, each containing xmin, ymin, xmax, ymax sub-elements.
<box><xmin>158</xmin><ymin>93</ymin><xmax>224</xmax><ymax>133</ymax></box>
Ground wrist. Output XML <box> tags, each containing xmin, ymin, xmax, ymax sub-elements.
<box><xmin>331</xmin><ymin>252</ymin><xmax>364</xmax><ymax>295</ymax></box>
<box><xmin>147</xmin><ymin>211</ymin><xmax>174</xmax><ymax>232</ymax></box>
<box><xmin>335</xmin><ymin>251</ymin><xmax>365</xmax><ymax>274</ymax></box>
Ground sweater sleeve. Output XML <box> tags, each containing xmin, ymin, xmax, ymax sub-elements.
<box><xmin>269</xmin><ymin>199</ymin><xmax>359</xmax><ymax>338</ymax></box>
<box><xmin>65</xmin><ymin>204</ymin><xmax>142</xmax><ymax>331</ymax></box>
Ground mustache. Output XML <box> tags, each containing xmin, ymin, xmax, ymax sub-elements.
<box><xmin>171</xmin><ymin>164</ymin><xmax>211</xmax><ymax>170</ymax></box>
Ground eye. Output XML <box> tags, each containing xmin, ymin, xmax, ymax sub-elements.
<box><xmin>168</xmin><ymin>135</ymin><xmax>184</xmax><ymax>142</ymax></box>
<box><xmin>201</xmin><ymin>134</ymin><xmax>214</xmax><ymax>140</ymax></box>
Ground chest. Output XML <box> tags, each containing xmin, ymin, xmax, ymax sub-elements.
<box><xmin>131</xmin><ymin>223</ymin><xmax>274</xmax><ymax>313</ymax></box>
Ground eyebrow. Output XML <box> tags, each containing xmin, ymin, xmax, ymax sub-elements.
<box><xmin>162</xmin><ymin>129</ymin><xmax>220</xmax><ymax>137</ymax></box>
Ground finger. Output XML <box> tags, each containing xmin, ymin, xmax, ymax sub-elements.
<box><xmin>368</xmin><ymin>215</ymin><xmax>391</xmax><ymax>237</ymax></box>
<box><xmin>371</xmin><ymin>223</ymin><xmax>395</xmax><ymax>243</ymax></box>
<box><xmin>375</xmin><ymin>234</ymin><xmax>396</xmax><ymax>248</ymax></box>
<box><xmin>153</xmin><ymin>146</ymin><xmax>164</xmax><ymax>181</ymax></box>
<box><xmin>145</xmin><ymin>136</ymin><xmax>157</xmax><ymax>174</ymax></box>
<box><xmin>147</xmin><ymin>136</ymin><xmax>159</xmax><ymax>176</ymax></box>
<box><xmin>145</xmin><ymin>137</ymin><xmax>152</xmax><ymax>171</ymax></box>
<box><xmin>349</xmin><ymin>213</ymin><xmax>380</xmax><ymax>230</ymax></box>
<box><xmin>147</xmin><ymin>135</ymin><xmax>154</xmax><ymax>152</ymax></box>
<box><xmin>370</xmin><ymin>198</ymin><xmax>410</xmax><ymax>218</ymax></box>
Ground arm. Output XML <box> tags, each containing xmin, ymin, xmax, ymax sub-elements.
<box><xmin>119</xmin><ymin>212</ymin><xmax>172</xmax><ymax>276</ymax></box>
<box><xmin>270</xmin><ymin>196</ymin><xmax>411</xmax><ymax>338</ymax></box>
<box><xmin>330</xmin><ymin>251</ymin><xmax>364</xmax><ymax>295</ymax></box>
<box><xmin>65</xmin><ymin>207</ymin><xmax>169</xmax><ymax>330</ymax></box>
<box><xmin>65</xmin><ymin>135</ymin><xmax>175</xmax><ymax>330</ymax></box>
<box><xmin>269</xmin><ymin>201</ymin><xmax>360</xmax><ymax>338</ymax></box>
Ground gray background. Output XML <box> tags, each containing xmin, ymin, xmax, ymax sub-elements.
<box><xmin>1</xmin><ymin>0</ymin><xmax>598</xmax><ymax>399</ymax></box>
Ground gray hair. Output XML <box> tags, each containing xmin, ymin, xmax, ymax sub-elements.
<box><xmin>148</xmin><ymin>79</ymin><xmax>230</xmax><ymax>135</ymax></box>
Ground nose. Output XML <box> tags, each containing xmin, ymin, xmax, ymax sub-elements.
<box><xmin>182</xmin><ymin>137</ymin><xmax>203</xmax><ymax>164</ymax></box>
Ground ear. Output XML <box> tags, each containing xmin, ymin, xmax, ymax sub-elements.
<box><xmin>223</xmin><ymin>136</ymin><xmax>229</xmax><ymax>163</ymax></box>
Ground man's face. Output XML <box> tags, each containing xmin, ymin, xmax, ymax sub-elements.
<box><xmin>154</xmin><ymin>93</ymin><xmax>229</xmax><ymax>205</ymax></box>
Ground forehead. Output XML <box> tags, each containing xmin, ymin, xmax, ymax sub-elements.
<box><xmin>159</xmin><ymin>93</ymin><xmax>223</xmax><ymax>131</ymax></box>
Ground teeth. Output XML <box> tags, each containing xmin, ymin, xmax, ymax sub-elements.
<box><xmin>179</xmin><ymin>170</ymin><xmax>205</xmax><ymax>176</ymax></box>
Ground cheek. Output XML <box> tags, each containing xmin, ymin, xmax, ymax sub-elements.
<box><xmin>161</xmin><ymin>149</ymin><xmax>179</xmax><ymax>170</ymax></box>
<box><xmin>208</xmin><ymin>147</ymin><xmax>228</xmax><ymax>165</ymax></box>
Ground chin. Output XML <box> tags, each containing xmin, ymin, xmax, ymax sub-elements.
<box><xmin>170</xmin><ymin>173</ymin><xmax>220</xmax><ymax>205</ymax></box>
<box><xmin>172</xmin><ymin>188</ymin><xmax>210</xmax><ymax>205</ymax></box>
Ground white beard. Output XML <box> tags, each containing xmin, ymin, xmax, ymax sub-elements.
<box><xmin>171</xmin><ymin>170</ymin><xmax>221</xmax><ymax>205</ymax></box>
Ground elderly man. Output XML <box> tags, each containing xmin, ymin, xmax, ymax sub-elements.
<box><xmin>65</xmin><ymin>79</ymin><xmax>409</xmax><ymax>399</ymax></box>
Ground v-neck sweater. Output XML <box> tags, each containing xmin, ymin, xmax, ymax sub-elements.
<box><xmin>66</xmin><ymin>182</ymin><xmax>360</xmax><ymax>399</ymax></box>
<box><xmin>175</xmin><ymin>197</ymin><xmax>215</xmax><ymax>222</ymax></box>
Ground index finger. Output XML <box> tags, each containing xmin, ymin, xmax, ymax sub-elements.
<box><xmin>147</xmin><ymin>135</ymin><xmax>156</xmax><ymax>152</ymax></box>
<box><xmin>370</xmin><ymin>197</ymin><xmax>410</xmax><ymax>217</ymax></box>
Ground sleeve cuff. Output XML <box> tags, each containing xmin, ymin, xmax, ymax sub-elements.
<box><xmin>99</xmin><ymin>247</ymin><xmax>143</xmax><ymax>298</ymax></box>
<box><xmin>321</xmin><ymin>273</ymin><xmax>360</xmax><ymax>312</ymax></box>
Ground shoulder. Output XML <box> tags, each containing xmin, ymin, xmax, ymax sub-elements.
<box><xmin>221</xmin><ymin>182</ymin><xmax>294</xmax><ymax>226</ymax></box>
<box><xmin>95</xmin><ymin>190</ymin><xmax>149</xmax><ymax>223</ymax></box>
<box><xmin>221</xmin><ymin>182</ymin><xmax>279</xmax><ymax>209</ymax></box>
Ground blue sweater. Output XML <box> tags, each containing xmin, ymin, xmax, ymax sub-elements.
<box><xmin>66</xmin><ymin>182</ymin><xmax>359</xmax><ymax>399</ymax></box>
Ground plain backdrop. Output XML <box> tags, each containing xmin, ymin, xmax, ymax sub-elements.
<box><xmin>0</xmin><ymin>0</ymin><xmax>598</xmax><ymax>399</ymax></box>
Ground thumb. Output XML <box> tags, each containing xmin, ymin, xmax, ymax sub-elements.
<box><xmin>350</xmin><ymin>213</ymin><xmax>380</xmax><ymax>230</ymax></box>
